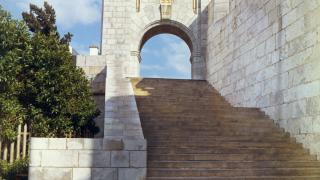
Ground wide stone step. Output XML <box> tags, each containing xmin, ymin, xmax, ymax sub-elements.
<box><xmin>147</xmin><ymin>168</ymin><xmax>320</xmax><ymax>177</ymax></box>
<box><xmin>143</xmin><ymin>129</ymin><xmax>284</xmax><ymax>136</ymax></box>
<box><xmin>140</xmin><ymin>115</ymin><xmax>269</xmax><ymax>121</ymax></box>
<box><xmin>143</xmin><ymin>124</ymin><xmax>278</xmax><ymax>130</ymax></box>
<box><xmin>139</xmin><ymin>107</ymin><xmax>263</xmax><ymax>113</ymax></box>
<box><xmin>145</xmin><ymin>136</ymin><xmax>293</xmax><ymax>143</ymax></box>
<box><xmin>148</xmin><ymin>161</ymin><xmax>320</xmax><ymax>169</ymax></box>
<box><xmin>145</xmin><ymin>133</ymin><xmax>291</xmax><ymax>140</ymax></box>
<box><xmin>147</xmin><ymin>147</ymin><xmax>309</xmax><ymax>155</ymax></box>
<box><xmin>147</xmin><ymin>176</ymin><xmax>320</xmax><ymax>180</ymax></box>
<box><xmin>147</xmin><ymin>141</ymin><xmax>300</xmax><ymax>148</ymax></box>
<box><xmin>143</xmin><ymin>128</ymin><xmax>281</xmax><ymax>133</ymax></box>
<box><xmin>148</xmin><ymin>154</ymin><xmax>316</xmax><ymax>161</ymax></box>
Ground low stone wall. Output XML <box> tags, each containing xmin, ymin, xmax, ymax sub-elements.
<box><xmin>29</xmin><ymin>138</ymin><xmax>146</xmax><ymax>180</ymax></box>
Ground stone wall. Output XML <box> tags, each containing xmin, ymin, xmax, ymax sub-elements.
<box><xmin>206</xmin><ymin>0</ymin><xmax>320</xmax><ymax>157</ymax></box>
<box><xmin>75</xmin><ymin>55</ymin><xmax>106</xmax><ymax>95</ymax></box>
<box><xmin>208</xmin><ymin>0</ymin><xmax>230</xmax><ymax>24</ymax></box>
<box><xmin>29</xmin><ymin>138</ymin><xmax>146</xmax><ymax>180</ymax></box>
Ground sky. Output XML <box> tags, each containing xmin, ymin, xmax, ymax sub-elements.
<box><xmin>0</xmin><ymin>0</ymin><xmax>191</xmax><ymax>79</ymax></box>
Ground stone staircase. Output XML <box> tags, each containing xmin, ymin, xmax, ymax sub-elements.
<box><xmin>130</xmin><ymin>78</ymin><xmax>320</xmax><ymax>179</ymax></box>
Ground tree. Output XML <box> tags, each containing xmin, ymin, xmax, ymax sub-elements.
<box><xmin>0</xmin><ymin>7</ymin><xmax>30</xmax><ymax>141</ymax></box>
<box><xmin>0</xmin><ymin>6</ymin><xmax>99</xmax><ymax>139</ymax></box>
<box><xmin>22</xmin><ymin>2</ymin><xmax>73</xmax><ymax>45</ymax></box>
<box><xmin>22</xmin><ymin>32</ymin><xmax>100</xmax><ymax>137</ymax></box>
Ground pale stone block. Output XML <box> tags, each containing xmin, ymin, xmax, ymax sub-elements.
<box><xmin>29</xmin><ymin>167</ymin><xmax>43</xmax><ymax>180</ymax></box>
<box><xmin>285</xmin><ymin>17</ymin><xmax>305</xmax><ymax>42</ymax></box>
<box><xmin>123</xmin><ymin>138</ymin><xmax>147</xmax><ymax>151</ymax></box>
<box><xmin>299</xmin><ymin>116</ymin><xmax>314</xmax><ymax>134</ymax></box>
<box><xmin>29</xmin><ymin>150</ymin><xmax>41</xmax><ymax>167</ymax></box>
<box><xmin>130</xmin><ymin>151</ymin><xmax>147</xmax><ymax>168</ymax></box>
<box><xmin>92</xmin><ymin>168</ymin><xmax>117</xmax><ymax>180</ymax></box>
<box><xmin>85</xmin><ymin>56</ymin><xmax>106</xmax><ymax>66</ymax></box>
<box><xmin>306</xmin><ymin>96</ymin><xmax>320</xmax><ymax>116</ymax></box>
<box><xmin>73</xmin><ymin>168</ymin><xmax>91</xmax><ymax>180</ymax></box>
<box><xmin>103</xmin><ymin>138</ymin><xmax>124</xmax><ymax>150</ymax></box>
<box><xmin>67</xmin><ymin>139</ymin><xmax>84</xmax><ymax>150</ymax></box>
<box><xmin>111</xmin><ymin>151</ymin><xmax>129</xmax><ymax>167</ymax></box>
<box><xmin>79</xmin><ymin>150</ymin><xmax>111</xmax><ymax>168</ymax></box>
<box><xmin>75</xmin><ymin>55</ymin><xmax>86</xmax><ymax>67</ymax></box>
<box><xmin>83</xmin><ymin>138</ymin><xmax>103</xmax><ymax>150</ymax></box>
<box><xmin>48</xmin><ymin>138</ymin><xmax>67</xmax><ymax>150</ymax></box>
<box><xmin>41</xmin><ymin>150</ymin><xmax>78</xmax><ymax>167</ymax></box>
<box><xmin>118</xmin><ymin>168</ymin><xmax>146</xmax><ymax>180</ymax></box>
<box><xmin>44</xmin><ymin>168</ymin><xmax>72</xmax><ymax>180</ymax></box>
<box><xmin>30</xmin><ymin>138</ymin><xmax>48</xmax><ymax>150</ymax></box>
<box><xmin>282</xmin><ymin>7</ymin><xmax>298</xmax><ymax>28</ymax></box>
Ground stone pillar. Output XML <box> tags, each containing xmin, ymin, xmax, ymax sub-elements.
<box><xmin>129</xmin><ymin>51</ymin><xmax>141</xmax><ymax>78</ymax></box>
<box><xmin>191</xmin><ymin>55</ymin><xmax>206</xmax><ymax>80</ymax></box>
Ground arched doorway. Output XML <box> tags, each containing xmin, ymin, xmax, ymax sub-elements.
<box><xmin>130</xmin><ymin>20</ymin><xmax>205</xmax><ymax>80</ymax></box>
<box><xmin>140</xmin><ymin>34</ymin><xmax>191</xmax><ymax>79</ymax></box>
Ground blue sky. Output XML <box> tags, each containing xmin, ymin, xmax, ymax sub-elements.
<box><xmin>0</xmin><ymin>0</ymin><xmax>191</xmax><ymax>79</ymax></box>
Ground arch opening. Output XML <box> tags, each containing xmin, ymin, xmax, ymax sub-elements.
<box><xmin>136</xmin><ymin>21</ymin><xmax>199</xmax><ymax>79</ymax></box>
<box><xmin>139</xmin><ymin>24</ymin><xmax>194</xmax><ymax>53</ymax></box>
<box><xmin>140</xmin><ymin>33</ymin><xmax>191</xmax><ymax>79</ymax></box>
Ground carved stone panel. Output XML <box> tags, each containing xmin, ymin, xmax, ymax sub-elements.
<box><xmin>160</xmin><ymin>0</ymin><xmax>173</xmax><ymax>19</ymax></box>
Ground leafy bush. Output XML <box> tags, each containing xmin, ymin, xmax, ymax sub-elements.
<box><xmin>0</xmin><ymin>7</ymin><xmax>30</xmax><ymax>141</ymax></box>
<box><xmin>0</xmin><ymin>158</ymin><xmax>29</xmax><ymax>180</ymax></box>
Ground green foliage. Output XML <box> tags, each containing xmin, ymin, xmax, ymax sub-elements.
<box><xmin>0</xmin><ymin>6</ymin><xmax>30</xmax><ymax>141</ymax></box>
<box><xmin>0</xmin><ymin>158</ymin><xmax>29</xmax><ymax>180</ymax></box>
<box><xmin>0</xmin><ymin>6</ymin><xmax>99</xmax><ymax>139</ymax></box>
<box><xmin>22</xmin><ymin>33</ymin><xmax>100</xmax><ymax>137</ymax></box>
<box><xmin>22</xmin><ymin>2</ymin><xmax>73</xmax><ymax>45</ymax></box>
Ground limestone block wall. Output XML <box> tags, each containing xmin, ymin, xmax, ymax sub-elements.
<box><xmin>208</xmin><ymin>0</ymin><xmax>230</xmax><ymax>24</ymax></box>
<box><xmin>206</xmin><ymin>0</ymin><xmax>320</xmax><ymax>157</ymax></box>
<box><xmin>75</xmin><ymin>55</ymin><xmax>107</xmax><ymax>138</ymax></box>
<box><xmin>29</xmin><ymin>138</ymin><xmax>146</xmax><ymax>180</ymax></box>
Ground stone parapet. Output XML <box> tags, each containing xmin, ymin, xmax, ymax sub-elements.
<box><xmin>29</xmin><ymin>138</ymin><xmax>146</xmax><ymax>180</ymax></box>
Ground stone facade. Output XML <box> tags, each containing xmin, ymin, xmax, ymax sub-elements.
<box><xmin>206</xmin><ymin>0</ymin><xmax>320</xmax><ymax>157</ymax></box>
